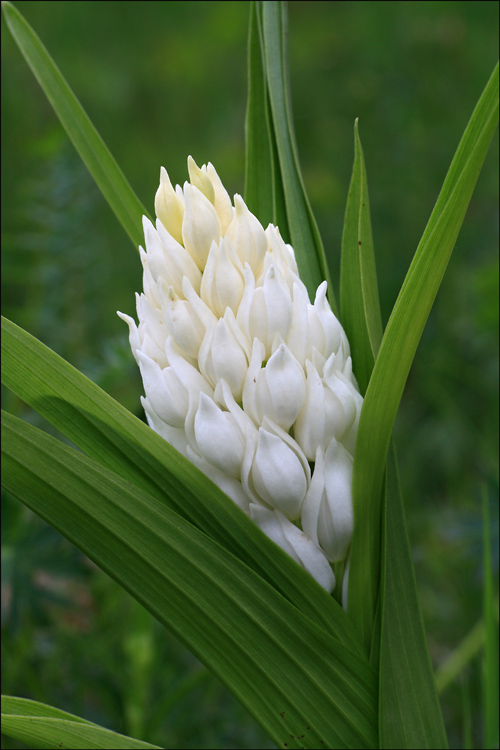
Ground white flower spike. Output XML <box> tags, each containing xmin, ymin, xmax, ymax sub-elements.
<box><xmin>119</xmin><ymin>157</ymin><xmax>363</xmax><ymax>598</ymax></box>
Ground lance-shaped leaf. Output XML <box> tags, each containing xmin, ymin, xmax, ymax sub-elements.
<box><xmin>2</xmin><ymin>411</ymin><xmax>378</xmax><ymax>750</ymax></box>
<box><xmin>1</xmin><ymin>696</ymin><xmax>161</xmax><ymax>750</ymax></box>
<box><xmin>340</xmin><ymin>119</ymin><xmax>383</xmax><ymax>396</ymax></box>
<box><xmin>378</xmin><ymin>445</ymin><xmax>448</xmax><ymax>749</ymax></box>
<box><xmin>259</xmin><ymin>1</ymin><xmax>336</xmax><ymax>310</ymax></box>
<box><xmin>349</xmin><ymin>62</ymin><xmax>499</xmax><ymax>652</ymax></box>
<box><xmin>340</xmin><ymin>121</ymin><xmax>446</xmax><ymax>747</ymax></box>
<box><xmin>1</xmin><ymin>1</ymin><xmax>150</xmax><ymax>247</ymax></box>
<box><xmin>245</xmin><ymin>2</ymin><xmax>288</xmax><ymax>236</ymax></box>
<box><xmin>244</xmin><ymin>1</ymin><xmax>274</xmax><ymax>229</ymax></box>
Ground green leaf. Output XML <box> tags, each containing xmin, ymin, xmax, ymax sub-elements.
<box><xmin>2</xmin><ymin>411</ymin><xmax>378</xmax><ymax>750</ymax></box>
<box><xmin>378</xmin><ymin>444</ymin><xmax>448</xmax><ymax>749</ymax></box>
<box><xmin>1</xmin><ymin>1</ymin><xmax>150</xmax><ymax>248</ymax></box>
<box><xmin>260</xmin><ymin>1</ymin><xmax>336</xmax><ymax>311</ymax></box>
<box><xmin>1</xmin><ymin>316</ymin><xmax>363</xmax><ymax>655</ymax></box>
<box><xmin>340</xmin><ymin>119</ymin><xmax>383</xmax><ymax>395</ymax></box>
<box><xmin>1</xmin><ymin>696</ymin><xmax>160</xmax><ymax>749</ymax></box>
<box><xmin>244</xmin><ymin>2</ymin><xmax>274</xmax><ymax>229</ymax></box>
<box><xmin>349</xmin><ymin>62</ymin><xmax>499</xmax><ymax>652</ymax></box>
<box><xmin>244</xmin><ymin>2</ymin><xmax>288</xmax><ymax>236</ymax></box>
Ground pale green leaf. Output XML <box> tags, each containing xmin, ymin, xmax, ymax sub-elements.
<box><xmin>349</xmin><ymin>62</ymin><xmax>499</xmax><ymax>652</ymax></box>
<box><xmin>2</xmin><ymin>411</ymin><xmax>378</xmax><ymax>750</ymax></box>
<box><xmin>1</xmin><ymin>315</ymin><xmax>364</xmax><ymax>655</ymax></box>
<box><xmin>1</xmin><ymin>1</ymin><xmax>150</xmax><ymax>248</ymax></box>
<box><xmin>1</xmin><ymin>696</ymin><xmax>160</xmax><ymax>750</ymax></box>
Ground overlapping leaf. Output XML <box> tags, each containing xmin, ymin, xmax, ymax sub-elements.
<box><xmin>2</xmin><ymin>410</ymin><xmax>378</xmax><ymax>750</ymax></box>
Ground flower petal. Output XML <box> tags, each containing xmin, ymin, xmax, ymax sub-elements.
<box><xmin>249</xmin><ymin>505</ymin><xmax>335</xmax><ymax>593</ymax></box>
<box><xmin>251</xmin><ymin>428</ymin><xmax>307</xmax><ymax>519</ymax></box>
<box><xmin>182</xmin><ymin>183</ymin><xmax>221</xmax><ymax>270</ymax></box>
<box><xmin>154</xmin><ymin>166</ymin><xmax>184</xmax><ymax>244</ymax></box>
<box><xmin>194</xmin><ymin>393</ymin><xmax>246</xmax><ymax>478</ymax></box>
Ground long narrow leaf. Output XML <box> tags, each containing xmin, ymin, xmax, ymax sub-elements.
<box><xmin>349</xmin><ymin>62</ymin><xmax>499</xmax><ymax>651</ymax></box>
<box><xmin>2</xmin><ymin>1</ymin><xmax>150</xmax><ymax>248</ymax></box>
<box><xmin>340</xmin><ymin>116</ymin><xmax>447</xmax><ymax>747</ymax></box>
<box><xmin>244</xmin><ymin>2</ymin><xmax>274</xmax><ymax>229</ymax></box>
<box><xmin>340</xmin><ymin>119</ymin><xmax>383</xmax><ymax>395</ymax></box>
<box><xmin>261</xmin><ymin>1</ymin><xmax>336</xmax><ymax>310</ymax></box>
<box><xmin>1</xmin><ymin>315</ymin><xmax>364</xmax><ymax>655</ymax></box>
<box><xmin>2</xmin><ymin>412</ymin><xmax>378</xmax><ymax>750</ymax></box>
<box><xmin>1</xmin><ymin>696</ymin><xmax>160</xmax><ymax>750</ymax></box>
<box><xmin>378</xmin><ymin>444</ymin><xmax>448</xmax><ymax>748</ymax></box>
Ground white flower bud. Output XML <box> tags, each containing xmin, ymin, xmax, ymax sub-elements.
<box><xmin>182</xmin><ymin>183</ymin><xmax>221</xmax><ymax>270</ymax></box>
<box><xmin>136</xmin><ymin>351</ymin><xmax>189</xmax><ymax>429</ymax></box>
<box><xmin>243</xmin><ymin>341</ymin><xmax>305</xmax><ymax>430</ymax></box>
<box><xmin>206</xmin><ymin>163</ymin><xmax>233</xmax><ymax>234</ymax></box>
<box><xmin>226</xmin><ymin>194</ymin><xmax>267</xmax><ymax>278</ymax></box>
<box><xmin>141</xmin><ymin>396</ymin><xmax>189</xmax><ymax>457</ymax></box>
<box><xmin>135</xmin><ymin>293</ymin><xmax>166</xmax><ymax>354</ymax></box>
<box><xmin>187</xmin><ymin>445</ymin><xmax>251</xmax><ymax>513</ymax></box>
<box><xmin>161</xmin><ymin>284</ymin><xmax>205</xmax><ymax>361</ymax></box>
<box><xmin>301</xmin><ymin>440</ymin><xmax>354</xmax><ymax>562</ymax></box>
<box><xmin>198</xmin><ymin>314</ymin><xmax>248</xmax><ymax>400</ymax></box>
<box><xmin>265</xmin><ymin>224</ymin><xmax>299</xmax><ymax>279</ymax></box>
<box><xmin>249</xmin><ymin>504</ymin><xmax>335</xmax><ymax>593</ymax></box>
<box><xmin>154</xmin><ymin>166</ymin><xmax>185</xmax><ymax>245</ymax></box>
<box><xmin>194</xmin><ymin>392</ymin><xmax>246</xmax><ymax>478</ymax></box>
<box><xmin>155</xmin><ymin>218</ymin><xmax>202</xmax><ymax>296</ymax></box>
<box><xmin>187</xmin><ymin>155</ymin><xmax>215</xmax><ymax>204</ymax></box>
<box><xmin>247</xmin><ymin>265</ymin><xmax>293</xmax><ymax>358</ymax></box>
<box><xmin>294</xmin><ymin>360</ymin><xmax>345</xmax><ymax>460</ymax></box>
<box><xmin>313</xmin><ymin>281</ymin><xmax>347</xmax><ymax>357</ymax></box>
<box><xmin>251</xmin><ymin>428</ymin><xmax>307</xmax><ymax>519</ymax></box>
<box><xmin>200</xmin><ymin>238</ymin><xmax>245</xmax><ymax>317</ymax></box>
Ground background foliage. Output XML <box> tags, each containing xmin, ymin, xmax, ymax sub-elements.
<box><xmin>1</xmin><ymin>2</ymin><xmax>498</xmax><ymax>748</ymax></box>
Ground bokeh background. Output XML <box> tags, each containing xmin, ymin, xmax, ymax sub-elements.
<box><xmin>2</xmin><ymin>2</ymin><xmax>498</xmax><ymax>748</ymax></box>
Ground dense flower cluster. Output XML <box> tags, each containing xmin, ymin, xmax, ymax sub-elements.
<box><xmin>119</xmin><ymin>157</ymin><xmax>363</xmax><ymax>595</ymax></box>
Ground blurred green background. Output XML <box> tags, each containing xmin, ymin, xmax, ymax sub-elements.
<box><xmin>1</xmin><ymin>2</ymin><xmax>498</xmax><ymax>748</ymax></box>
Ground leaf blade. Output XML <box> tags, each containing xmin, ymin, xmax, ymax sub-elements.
<box><xmin>340</xmin><ymin>119</ymin><xmax>383</xmax><ymax>395</ymax></box>
<box><xmin>2</xmin><ymin>412</ymin><xmax>378</xmax><ymax>750</ymax></box>
<box><xmin>378</xmin><ymin>444</ymin><xmax>448</xmax><ymax>749</ymax></box>
<box><xmin>1</xmin><ymin>1</ymin><xmax>150</xmax><ymax>247</ymax></box>
<box><xmin>349</xmin><ymin>62</ymin><xmax>499</xmax><ymax>651</ymax></box>
<box><xmin>261</xmin><ymin>1</ymin><xmax>336</xmax><ymax>310</ymax></box>
<box><xmin>1</xmin><ymin>696</ymin><xmax>160</xmax><ymax>750</ymax></box>
<box><xmin>244</xmin><ymin>1</ymin><xmax>274</xmax><ymax>229</ymax></box>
